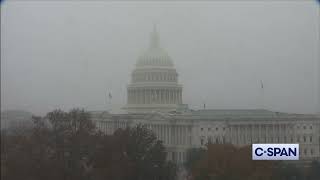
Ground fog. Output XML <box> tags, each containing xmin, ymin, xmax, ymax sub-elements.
<box><xmin>1</xmin><ymin>1</ymin><xmax>319</xmax><ymax>115</ymax></box>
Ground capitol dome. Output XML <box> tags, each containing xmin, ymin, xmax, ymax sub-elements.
<box><xmin>124</xmin><ymin>26</ymin><xmax>183</xmax><ymax>113</ymax></box>
<box><xmin>136</xmin><ymin>26</ymin><xmax>174</xmax><ymax>67</ymax></box>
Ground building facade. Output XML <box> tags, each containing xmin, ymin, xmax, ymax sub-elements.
<box><xmin>93</xmin><ymin>27</ymin><xmax>320</xmax><ymax>163</ymax></box>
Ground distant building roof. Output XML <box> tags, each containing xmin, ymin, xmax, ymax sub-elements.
<box><xmin>188</xmin><ymin>109</ymin><xmax>319</xmax><ymax>120</ymax></box>
<box><xmin>90</xmin><ymin>109</ymin><xmax>320</xmax><ymax>121</ymax></box>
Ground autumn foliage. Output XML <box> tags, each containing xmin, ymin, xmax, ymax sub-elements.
<box><xmin>1</xmin><ymin>108</ymin><xmax>176</xmax><ymax>180</ymax></box>
<box><xmin>188</xmin><ymin>144</ymin><xmax>277</xmax><ymax>180</ymax></box>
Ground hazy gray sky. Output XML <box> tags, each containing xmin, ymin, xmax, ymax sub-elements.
<box><xmin>1</xmin><ymin>1</ymin><xmax>319</xmax><ymax>115</ymax></box>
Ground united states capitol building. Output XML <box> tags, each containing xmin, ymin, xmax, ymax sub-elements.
<box><xmin>92</xmin><ymin>27</ymin><xmax>320</xmax><ymax>163</ymax></box>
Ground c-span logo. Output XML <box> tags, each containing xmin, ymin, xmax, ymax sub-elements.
<box><xmin>252</xmin><ymin>144</ymin><xmax>299</xmax><ymax>160</ymax></box>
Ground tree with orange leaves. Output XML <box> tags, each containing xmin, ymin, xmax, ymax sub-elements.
<box><xmin>187</xmin><ymin>144</ymin><xmax>277</xmax><ymax>180</ymax></box>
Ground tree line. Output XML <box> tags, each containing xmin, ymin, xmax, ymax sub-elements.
<box><xmin>184</xmin><ymin>144</ymin><xmax>320</xmax><ymax>180</ymax></box>
<box><xmin>1</xmin><ymin>108</ymin><xmax>177</xmax><ymax>180</ymax></box>
<box><xmin>2</xmin><ymin>108</ymin><xmax>320</xmax><ymax>180</ymax></box>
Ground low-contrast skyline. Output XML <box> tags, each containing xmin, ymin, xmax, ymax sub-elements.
<box><xmin>1</xmin><ymin>1</ymin><xmax>319</xmax><ymax>115</ymax></box>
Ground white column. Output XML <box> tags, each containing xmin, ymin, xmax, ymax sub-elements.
<box><xmin>181</xmin><ymin>126</ymin><xmax>184</xmax><ymax>145</ymax></box>
<box><xmin>171</xmin><ymin>90</ymin><xmax>173</xmax><ymax>104</ymax></box>
<box><xmin>172</xmin><ymin>90</ymin><xmax>176</xmax><ymax>104</ymax></box>
<box><xmin>172</xmin><ymin>126</ymin><xmax>175</xmax><ymax>145</ymax></box>
<box><xmin>159</xmin><ymin>124</ymin><xmax>162</xmax><ymax>140</ymax></box>
<box><xmin>172</xmin><ymin>90</ymin><xmax>175</xmax><ymax>104</ymax></box>
<box><xmin>183</xmin><ymin>126</ymin><xmax>186</xmax><ymax>145</ymax></box>
<box><xmin>131</xmin><ymin>91</ymin><xmax>133</xmax><ymax>104</ymax></box>
<box><xmin>168</xmin><ymin>125</ymin><xmax>170</xmax><ymax>144</ymax></box>
<box><xmin>162</xmin><ymin>89</ymin><xmax>165</xmax><ymax>104</ymax></box>
<box><xmin>145</xmin><ymin>89</ymin><xmax>148</xmax><ymax>104</ymax></box>
<box><xmin>138</xmin><ymin>90</ymin><xmax>141</xmax><ymax>104</ymax></box>
<box><xmin>178</xmin><ymin>126</ymin><xmax>180</xmax><ymax>145</ymax></box>
<box><xmin>162</xmin><ymin>125</ymin><xmax>165</xmax><ymax>141</ymax></box>
<box><xmin>140</xmin><ymin>90</ymin><xmax>143</xmax><ymax>104</ymax></box>
<box><xmin>142</xmin><ymin>89</ymin><xmax>144</xmax><ymax>104</ymax></box>
<box><xmin>131</xmin><ymin>90</ymin><xmax>134</xmax><ymax>104</ymax></box>
<box><xmin>164</xmin><ymin>125</ymin><xmax>166</xmax><ymax>144</ymax></box>
<box><xmin>160</xmin><ymin>125</ymin><xmax>162</xmax><ymax>141</ymax></box>
<box><xmin>152</xmin><ymin>89</ymin><xmax>155</xmax><ymax>103</ymax></box>
<box><xmin>237</xmin><ymin>125</ymin><xmax>240</xmax><ymax>145</ymax></box>
<box><xmin>136</xmin><ymin>90</ymin><xmax>139</xmax><ymax>104</ymax></box>
<box><xmin>183</xmin><ymin>126</ymin><xmax>185</xmax><ymax>145</ymax></box>
<box><xmin>127</xmin><ymin>91</ymin><xmax>129</xmax><ymax>104</ymax></box>
<box><xmin>230</xmin><ymin>126</ymin><xmax>233</xmax><ymax>144</ymax></box>
<box><xmin>272</xmin><ymin>124</ymin><xmax>275</xmax><ymax>142</ymax></box>
<box><xmin>166</xmin><ymin>125</ymin><xmax>168</xmax><ymax>144</ymax></box>
<box><xmin>172</xmin><ymin>90</ymin><xmax>174</xmax><ymax>104</ymax></box>
<box><xmin>149</xmin><ymin>89</ymin><xmax>151</xmax><ymax>104</ymax></box>
<box><xmin>166</xmin><ymin>90</ymin><xmax>168</xmax><ymax>104</ymax></box>
<box><xmin>176</xmin><ymin>91</ymin><xmax>178</xmax><ymax>104</ymax></box>
<box><xmin>135</xmin><ymin>90</ymin><xmax>138</xmax><ymax>104</ymax></box>
<box><xmin>127</xmin><ymin>91</ymin><xmax>130</xmax><ymax>104</ymax></box>
<box><xmin>172</xmin><ymin>126</ymin><xmax>175</xmax><ymax>144</ymax></box>
<box><xmin>144</xmin><ymin>89</ymin><xmax>146</xmax><ymax>104</ymax></box>
<box><xmin>175</xmin><ymin>126</ymin><xmax>177</xmax><ymax>144</ymax></box>
<box><xmin>259</xmin><ymin>124</ymin><xmax>261</xmax><ymax>143</ymax></box>
<box><xmin>180</xmin><ymin>126</ymin><xmax>182</xmax><ymax>145</ymax></box>
<box><xmin>267</xmin><ymin>124</ymin><xmax>269</xmax><ymax>142</ymax></box>
<box><xmin>168</xmin><ymin>125</ymin><xmax>171</xmax><ymax>145</ymax></box>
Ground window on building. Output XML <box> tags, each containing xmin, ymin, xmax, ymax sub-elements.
<box><xmin>303</xmin><ymin>126</ymin><xmax>306</xmax><ymax>130</ymax></box>
<box><xmin>304</xmin><ymin>136</ymin><xmax>306</xmax><ymax>142</ymax></box>
<box><xmin>201</xmin><ymin>128</ymin><xmax>203</xmax><ymax>131</ymax></box>
<box><xmin>208</xmin><ymin>128</ymin><xmax>211</xmax><ymax>131</ymax></box>
<box><xmin>200</xmin><ymin>138</ymin><xmax>204</xmax><ymax>145</ymax></box>
<box><xmin>304</xmin><ymin>149</ymin><xmax>307</xmax><ymax>155</ymax></box>
<box><xmin>311</xmin><ymin>149</ymin><xmax>314</xmax><ymax>155</ymax></box>
<box><xmin>310</xmin><ymin>126</ymin><xmax>313</xmax><ymax>130</ymax></box>
<box><xmin>216</xmin><ymin>127</ymin><xmax>218</xmax><ymax>131</ymax></box>
<box><xmin>310</xmin><ymin>136</ymin><xmax>313</xmax><ymax>142</ymax></box>
<box><xmin>223</xmin><ymin>127</ymin><xmax>225</xmax><ymax>131</ymax></box>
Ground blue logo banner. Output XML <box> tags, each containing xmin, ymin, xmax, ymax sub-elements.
<box><xmin>252</xmin><ymin>144</ymin><xmax>299</xmax><ymax>160</ymax></box>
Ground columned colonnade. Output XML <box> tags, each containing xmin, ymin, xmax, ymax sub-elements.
<box><xmin>228</xmin><ymin>123</ymin><xmax>295</xmax><ymax>145</ymax></box>
<box><xmin>127</xmin><ymin>88</ymin><xmax>182</xmax><ymax>104</ymax></box>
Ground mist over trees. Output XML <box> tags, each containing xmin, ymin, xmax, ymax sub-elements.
<box><xmin>2</xmin><ymin>108</ymin><xmax>320</xmax><ymax>180</ymax></box>
<box><xmin>1</xmin><ymin>108</ymin><xmax>177</xmax><ymax>180</ymax></box>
